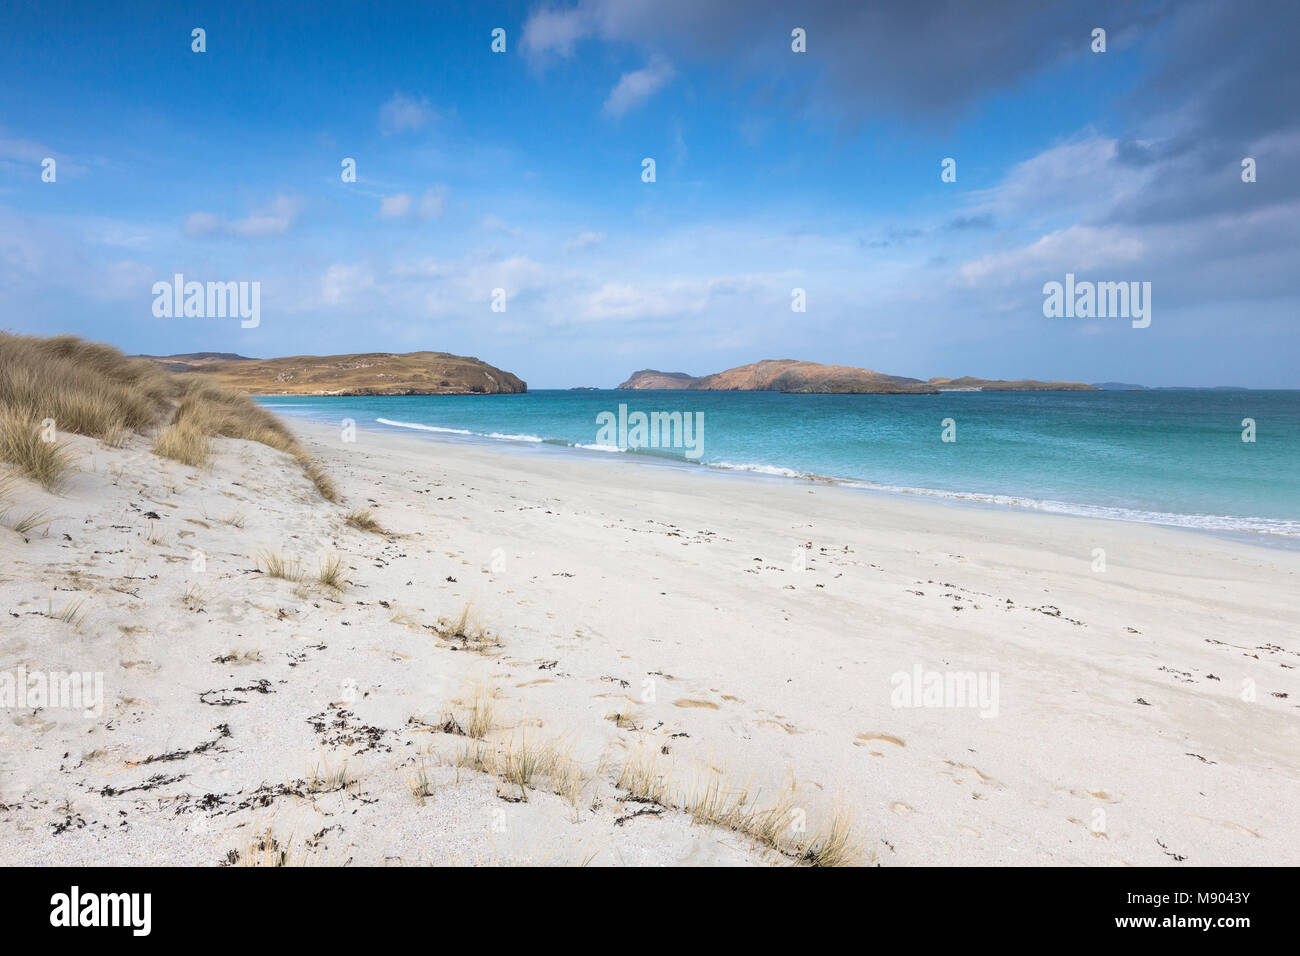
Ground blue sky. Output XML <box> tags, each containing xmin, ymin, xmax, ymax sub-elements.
<box><xmin>2</xmin><ymin>0</ymin><xmax>1297</xmax><ymax>387</ymax></box>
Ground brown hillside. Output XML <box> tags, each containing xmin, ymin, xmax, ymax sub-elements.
<box><xmin>148</xmin><ymin>351</ymin><xmax>526</xmax><ymax>396</ymax></box>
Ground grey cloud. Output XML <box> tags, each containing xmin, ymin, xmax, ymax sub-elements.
<box><xmin>524</xmin><ymin>0</ymin><xmax>1146</xmax><ymax>120</ymax></box>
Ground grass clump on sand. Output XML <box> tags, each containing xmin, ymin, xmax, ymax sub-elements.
<box><xmin>436</xmin><ymin>600</ymin><xmax>501</xmax><ymax>652</ymax></box>
<box><xmin>255</xmin><ymin>548</ymin><xmax>304</xmax><ymax>582</ymax></box>
<box><xmin>614</xmin><ymin>751</ymin><xmax>867</xmax><ymax>866</ymax></box>
<box><xmin>0</xmin><ymin>333</ymin><xmax>335</xmax><ymax>499</ymax></box>
<box><xmin>151</xmin><ymin>420</ymin><xmax>210</xmax><ymax>467</ymax></box>
<box><xmin>316</xmin><ymin>551</ymin><xmax>346</xmax><ymax>590</ymax></box>
<box><xmin>345</xmin><ymin>508</ymin><xmax>385</xmax><ymax>534</ymax></box>
<box><xmin>0</xmin><ymin>408</ymin><xmax>78</xmax><ymax>492</ymax></box>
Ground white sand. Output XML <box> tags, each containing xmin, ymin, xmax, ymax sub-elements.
<box><xmin>2</xmin><ymin>419</ymin><xmax>1297</xmax><ymax>866</ymax></box>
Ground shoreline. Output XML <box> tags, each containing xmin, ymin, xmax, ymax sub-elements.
<box><xmin>274</xmin><ymin>411</ymin><xmax>1300</xmax><ymax>550</ymax></box>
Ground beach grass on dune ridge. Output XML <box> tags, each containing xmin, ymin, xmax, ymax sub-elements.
<box><xmin>0</xmin><ymin>333</ymin><xmax>335</xmax><ymax>499</ymax></box>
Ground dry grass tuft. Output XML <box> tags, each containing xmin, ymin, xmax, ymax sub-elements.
<box><xmin>5</xmin><ymin>509</ymin><xmax>52</xmax><ymax>535</ymax></box>
<box><xmin>256</xmin><ymin>548</ymin><xmax>303</xmax><ymax>582</ymax></box>
<box><xmin>306</xmin><ymin>759</ymin><xmax>357</xmax><ymax>795</ymax></box>
<box><xmin>409</xmin><ymin>761</ymin><xmax>434</xmax><ymax>805</ymax></box>
<box><xmin>437</xmin><ymin>600</ymin><xmax>501</xmax><ymax>652</ymax></box>
<box><xmin>182</xmin><ymin>583</ymin><xmax>208</xmax><ymax>610</ymax></box>
<box><xmin>798</xmin><ymin>803</ymin><xmax>865</xmax><ymax>867</ymax></box>
<box><xmin>151</xmin><ymin>421</ymin><xmax>209</xmax><ymax>466</ymax></box>
<box><xmin>617</xmin><ymin>747</ymin><xmax>672</xmax><ymax>807</ymax></box>
<box><xmin>452</xmin><ymin>732</ymin><xmax>585</xmax><ymax>807</ymax></box>
<box><xmin>345</xmin><ymin>508</ymin><xmax>385</xmax><ymax>534</ymax></box>
<box><xmin>46</xmin><ymin>589</ymin><xmax>87</xmax><ymax>627</ymax></box>
<box><xmin>0</xmin><ymin>409</ymin><xmax>77</xmax><ymax>491</ymax></box>
<box><xmin>224</xmin><ymin>827</ymin><xmax>314</xmax><ymax>867</ymax></box>
<box><xmin>449</xmin><ymin>686</ymin><xmax>498</xmax><ymax>740</ymax></box>
<box><xmin>0</xmin><ymin>471</ymin><xmax>54</xmax><ymax>535</ymax></box>
<box><xmin>684</xmin><ymin>770</ymin><xmax>803</xmax><ymax>852</ymax></box>
<box><xmin>316</xmin><ymin>552</ymin><xmax>346</xmax><ymax>590</ymax></box>
<box><xmin>617</xmin><ymin>753</ymin><xmax>868</xmax><ymax>866</ymax></box>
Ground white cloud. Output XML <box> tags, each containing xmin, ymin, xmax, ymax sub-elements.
<box><xmin>481</xmin><ymin>214</ymin><xmax>522</xmax><ymax>236</ymax></box>
<box><xmin>321</xmin><ymin>263</ymin><xmax>375</xmax><ymax>306</ymax></box>
<box><xmin>184</xmin><ymin>211</ymin><xmax>223</xmax><ymax>238</ymax></box>
<box><xmin>379</xmin><ymin>194</ymin><xmax>413</xmax><ymax>218</ymax></box>
<box><xmin>565</xmin><ymin>230</ymin><xmax>606</xmax><ymax>251</ymax></box>
<box><xmin>379</xmin><ymin>92</ymin><xmax>434</xmax><ymax>135</ymax></box>
<box><xmin>520</xmin><ymin>6</ymin><xmax>593</xmax><ymax>60</ymax></box>
<box><xmin>230</xmin><ymin>194</ymin><xmax>303</xmax><ymax>237</ymax></box>
<box><xmin>379</xmin><ymin>186</ymin><xmax>446</xmax><ymax>221</ymax></box>
<box><xmin>184</xmin><ymin>194</ymin><xmax>302</xmax><ymax>239</ymax></box>
<box><xmin>603</xmin><ymin>59</ymin><xmax>675</xmax><ymax>117</ymax></box>
<box><xmin>957</xmin><ymin>225</ymin><xmax>1147</xmax><ymax>286</ymax></box>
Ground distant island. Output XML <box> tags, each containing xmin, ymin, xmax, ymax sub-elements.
<box><xmin>618</xmin><ymin>360</ymin><xmax>1097</xmax><ymax>394</ymax></box>
<box><xmin>1091</xmin><ymin>382</ymin><xmax>1252</xmax><ymax>391</ymax></box>
<box><xmin>143</xmin><ymin>351</ymin><xmax>526</xmax><ymax>395</ymax></box>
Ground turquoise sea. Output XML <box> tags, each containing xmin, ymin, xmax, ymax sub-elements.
<box><xmin>259</xmin><ymin>389</ymin><xmax>1300</xmax><ymax>538</ymax></box>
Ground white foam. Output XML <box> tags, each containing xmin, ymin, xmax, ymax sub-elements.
<box><xmin>376</xmin><ymin>418</ymin><xmax>471</xmax><ymax>435</ymax></box>
<box><xmin>712</xmin><ymin>461</ymin><xmax>806</xmax><ymax>479</ymax></box>
<box><xmin>835</xmin><ymin>479</ymin><xmax>1300</xmax><ymax>536</ymax></box>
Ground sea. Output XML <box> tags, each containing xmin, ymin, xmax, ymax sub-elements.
<box><xmin>258</xmin><ymin>389</ymin><xmax>1300</xmax><ymax>540</ymax></box>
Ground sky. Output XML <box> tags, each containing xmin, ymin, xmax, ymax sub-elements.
<box><xmin>1</xmin><ymin>0</ymin><xmax>1297</xmax><ymax>388</ymax></box>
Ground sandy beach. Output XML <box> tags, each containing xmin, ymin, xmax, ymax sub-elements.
<box><xmin>2</xmin><ymin>419</ymin><xmax>1297</xmax><ymax>866</ymax></box>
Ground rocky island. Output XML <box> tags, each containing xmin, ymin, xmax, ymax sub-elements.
<box><xmin>144</xmin><ymin>351</ymin><xmax>527</xmax><ymax>395</ymax></box>
<box><xmin>618</xmin><ymin>360</ymin><xmax>1096</xmax><ymax>393</ymax></box>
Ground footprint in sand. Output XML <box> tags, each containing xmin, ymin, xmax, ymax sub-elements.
<box><xmin>855</xmin><ymin>733</ymin><xmax>905</xmax><ymax>747</ymax></box>
<box><xmin>1189</xmin><ymin>815</ymin><xmax>1259</xmax><ymax>838</ymax></box>
<box><xmin>942</xmin><ymin>759</ymin><xmax>1005</xmax><ymax>791</ymax></box>
<box><xmin>673</xmin><ymin>699</ymin><xmax>719</xmax><ymax>710</ymax></box>
<box><xmin>890</xmin><ymin>801</ymin><xmax>914</xmax><ymax>814</ymax></box>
